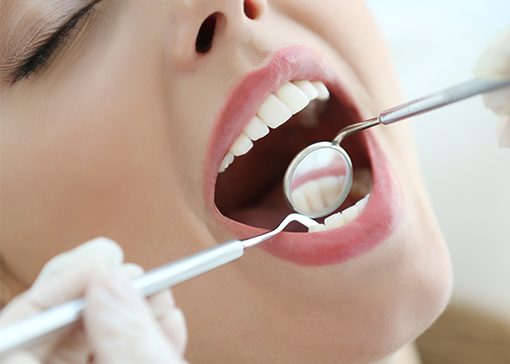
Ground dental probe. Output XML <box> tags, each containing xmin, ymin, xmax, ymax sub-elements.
<box><xmin>331</xmin><ymin>78</ymin><xmax>510</xmax><ymax>144</ymax></box>
<box><xmin>0</xmin><ymin>213</ymin><xmax>318</xmax><ymax>355</ymax></box>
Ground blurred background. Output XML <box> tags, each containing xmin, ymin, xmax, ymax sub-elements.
<box><xmin>366</xmin><ymin>0</ymin><xmax>510</xmax><ymax>320</ymax></box>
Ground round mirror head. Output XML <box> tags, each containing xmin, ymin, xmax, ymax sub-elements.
<box><xmin>284</xmin><ymin>142</ymin><xmax>353</xmax><ymax>218</ymax></box>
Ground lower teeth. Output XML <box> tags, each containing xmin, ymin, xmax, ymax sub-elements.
<box><xmin>308</xmin><ymin>193</ymin><xmax>370</xmax><ymax>233</ymax></box>
<box><xmin>290</xmin><ymin>168</ymin><xmax>372</xmax><ymax>217</ymax></box>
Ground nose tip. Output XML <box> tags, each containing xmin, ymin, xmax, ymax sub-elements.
<box><xmin>243</xmin><ymin>0</ymin><xmax>266</xmax><ymax>20</ymax></box>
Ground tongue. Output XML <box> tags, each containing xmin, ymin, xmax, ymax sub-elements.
<box><xmin>229</xmin><ymin>180</ymin><xmax>359</xmax><ymax>230</ymax></box>
<box><xmin>230</xmin><ymin>183</ymin><xmax>291</xmax><ymax>229</ymax></box>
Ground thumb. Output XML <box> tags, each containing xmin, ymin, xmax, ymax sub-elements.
<box><xmin>84</xmin><ymin>270</ymin><xmax>186</xmax><ymax>364</ymax></box>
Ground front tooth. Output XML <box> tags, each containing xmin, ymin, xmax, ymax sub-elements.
<box><xmin>324</xmin><ymin>212</ymin><xmax>347</xmax><ymax>229</ymax></box>
<box><xmin>342</xmin><ymin>205</ymin><xmax>359</xmax><ymax>224</ymax></box>
<box><xmin>311</xmin><ymin>81</ymin><xmax>330</xmax><ymax>100</ymax></box>
<box><xmin>257</xmin><ymin>94</ymin><xmax>292</xmax><ymax>129</ymax></box>
<box><xmin>302</xmin><ymin>181</ymin><xmax>327</xmax><ymax>212</ymax></box>
<box><xmin>292</xmin><ymin>80</ymin><xmax>319</xmax><ymax>100</ymax></box>
<box><xmin>318</xmin><ymin>176</ymin><xmax>344</xmax><ymax>207</ymax></box>
<box><xmin>291</xmin><ymin>189</ymin><xmax>311</xmax><ymax>214</ymax></box>
<box><xmin>244</xmin><ymin>116</ymin><xmax>269</xmax><ymax>141</ymax></box>
<box><xmin>230</xmin><ymin>133</ymin><xmax>253</xmax><ymax>157</ymax></box>
<box><xmin>308</xmin><ymin>223</ymin><xmax>327</xmax><ymax>233</ymax></box>
<box><xmin>275</xmin><ymin>82</ymin><xmax>309</xmax><ymax>114</ymax></box>
<box><xmin>219</xmin><ymin>153</ymin><xmax>234</xmax><ymax>173</ymax></box>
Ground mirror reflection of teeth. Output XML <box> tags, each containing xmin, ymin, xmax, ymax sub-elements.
<box><xmin>291</xmin><ymin>167</ymin><xmax>371</xmax><ymax>217</ymax></box>
<box><xmin>218</xmin><ymin>80</ymin><xmax>330</xmax><ymax>173</ymax></box>
<box><xmin>291</xmin><ymin>176</ymin><xmax>346</xmax><ymax>213</ymax></box>
<box><xmin>308</xmin><ymin>193</ymin><xmax>370</xmax><ymax>233</ymax></box>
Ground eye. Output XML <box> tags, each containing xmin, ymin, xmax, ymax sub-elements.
<box><xmin>13</xmin><ymin>2</ymin><xmax>98</xmax><ymax>83</ymax></box>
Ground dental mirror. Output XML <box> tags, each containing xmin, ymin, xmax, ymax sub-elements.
<box><xmin>284</xmin><ymin>141</ymin><xmax>353</xmax><ymax>218</ymax></box>
<box><xmin>284</xmin><ymin>78</ymin><xmax>510</xmax><ymax>219</ymax></box>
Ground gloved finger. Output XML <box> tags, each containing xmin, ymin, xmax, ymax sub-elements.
<box><xmin>0</xmin><ymin>238</ymin><xmax>123</xmax><ymax>326</ymax></box>
<box><xmin>46</xmin><ymin>264</ymin><xmax>143</xmax><ymax>364</ymax></box>
<box><xmin>34</xmin><ymin>237</ymin><xmax>123</xmax><ymax>286</ymax></box>
<box><xmin>0</xmin><ymin>238</ymin><xmax>124</xmax><ymax>361</ymax></box>
<box><xmin>148</xmin><ymin>290</ymin><xmax>188</xmax><ymax>355</ymax></box>
<box><xmin>473</xmin><ymin>29</ymin><xmax>510</xmax><ymax>147</ymax></box>
<box><xmin>482</xmin><ymin>88</ymin><xmax>510</xmax><ymax>116</ymax></box>
<box><xmin>497</xmin><ymin>117</ymin><xmax>510</xmax><ymax>148</ymax></box>
<box><xmin>84</xmin><ymin>270</ymin><xmax>186</xmax><ymax>364</ymax></box>
<box><xmin>47</xmin><ymin>327</ymin><xmax>89</xmax><ymax>364</ymax></box>
<box><xmin>474</xmin><ymin>29</ymin><xmax>510</xmax><ymax>81</ymax></box>
<box><xmin>120</xmin><ymin>263</ymin><xmax>145</xmax><ymax>280</ymax></box>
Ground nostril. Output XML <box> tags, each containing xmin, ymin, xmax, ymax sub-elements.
<box><xmin>196</xmin><ymin>12</ymin><xmax>218</xmax><ymax>53</ymax></box>
<box><xmin>243</xmin><ymin>0</ymin><xmax>260</xmax><ymax>20</ymax></box>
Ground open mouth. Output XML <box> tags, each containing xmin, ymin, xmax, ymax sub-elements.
<box><xmin>205</xmin><ymin>47</ymin><xmax>401</xmax><ymax>265</ymax></box>
<box><xmin>215</xmin><ymin>80</ymin><xmax>372</xmax><ymax>231</ymax></box>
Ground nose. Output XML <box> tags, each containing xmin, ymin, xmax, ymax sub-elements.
<box><xmin>170</xmin><ymin>0</ymin><xmax>267</xmax><ymax>69</ymax></box>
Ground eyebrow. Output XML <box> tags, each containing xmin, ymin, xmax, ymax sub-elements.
<box><xmin>0</xmin><ymin>0</ymin><xmax>93</xmax><ymax>82</ymax></box>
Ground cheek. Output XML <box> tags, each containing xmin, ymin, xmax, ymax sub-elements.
<box><xmin>0</xmin><ymin>61</ymin><xmax>184</xmax><ymax>281</ymax></box>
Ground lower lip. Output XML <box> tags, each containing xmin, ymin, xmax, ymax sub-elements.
<box><xmin>206</xmin><ymin>47</ymin><xmax>402</xmax><ymax>266</ymax></box>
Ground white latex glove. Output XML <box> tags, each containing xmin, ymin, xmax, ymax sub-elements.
<box><xmin>474</xmin><ymin>28</ymin><xmax>510</xmax><ymax>147</ymax></box>
<box><xmin>0</xmin><ymin>238</ymin><xmax>187</xmax><ymax>364</ymax></box>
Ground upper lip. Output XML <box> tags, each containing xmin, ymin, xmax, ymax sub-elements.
<box><xmin>203</xmin><ymin>46</ymin><xmax>402</xmax><ymax>266</ymax></box>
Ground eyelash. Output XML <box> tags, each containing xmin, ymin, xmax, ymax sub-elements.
<box><xmin>13</xmin><ymin>3</ymin><xmax>96</xmax><ymax>82</ymax></box>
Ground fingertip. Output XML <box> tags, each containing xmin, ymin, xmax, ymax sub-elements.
<box><xmin>160</xmin><ymin>308</ymin><xmax>188</xmax><ymax>355</ymax></box>
<box><xmin>148</xmin><ymin>289</ymin><xmax>176</xmax><ymax>320</ymax></box>
<box><xmin>173</xmin><ymin>308</ymin><xmax>188</xmax><ymax>354</ymax></box>
<box><xmin>35</xmin><ymin>237</ymin><xmax>123</xmax><ymax>286</ymax></box>
<box><xmin>120</xmin><ymin>263</ymin><xmax>145</xmax><ymax>279</ymax></box>
<box><xmin>473</xmin><ymin>28</ymin><xmax>510</xmax><ymax>80</ymax></box>
<box><xmin>76</xmin><ymin>237</ymin><xmax>124</xmax><ymax>266</ymax></box>
<box><xmin>88</xmin><ymin>269</ymin><xmax>135</xmax><ymax>300</ymax></box>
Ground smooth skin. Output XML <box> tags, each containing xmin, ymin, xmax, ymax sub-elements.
<box><xmin>4</xmin><ymin>1</ymin><xmax>496</xmax><ymax>362</ymax></box>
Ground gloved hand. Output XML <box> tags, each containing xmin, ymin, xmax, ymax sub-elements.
<box><xmin>0</xmin><ymin>238</ymin><xmax>187</xmax><ymax>364</ymax></box>
<box><xmin>474</xmin><ymin>28</ymin><xmax>510</xmax><ymax>147</ymax></box>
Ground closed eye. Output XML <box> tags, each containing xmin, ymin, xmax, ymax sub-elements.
<box><xmin>11</xmin><ymin>1</ymin><xmax>100</xmax><ymax>83</ymax></box>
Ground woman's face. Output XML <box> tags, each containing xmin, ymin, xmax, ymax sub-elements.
<box><xmin>0</xmin><ymin>0</ymin><xmax>452</xmax><ymax>362</ymax></box>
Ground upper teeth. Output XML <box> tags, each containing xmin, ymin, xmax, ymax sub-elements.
<box><xmin>219</xmin><ymin>80</ymin><xmax>330</xmax><ymax>173</ymax></box>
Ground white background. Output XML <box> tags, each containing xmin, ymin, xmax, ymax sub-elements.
<box><xmin>366</xmin><ymin>0</ymin><xmax>510</xmax><ymax>318</ymax></box>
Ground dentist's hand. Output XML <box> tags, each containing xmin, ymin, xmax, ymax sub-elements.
<box><xmin>0</xmin><ymin>238</ymin><xmax>187</xmax><ymax>364</ymax></box>
<box><xmin>474</xmin><ymin>29</ymin><xmax>510</xmax><ymax>147</ymax></box>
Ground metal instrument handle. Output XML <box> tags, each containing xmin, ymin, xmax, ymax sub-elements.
<box><xmin>0</xmin><ymin>240</ymin><xmax>244</xmax><ymax>354</ymax></box>
<box><xmin>379</xmin><ymin>78</ymin><xmax>510</xmax><ymax>125</ymax></box>
<box><xmin>134</xmin><ymin>240</ymin><xmax>244</xmax><ymax>296</ymax></box>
